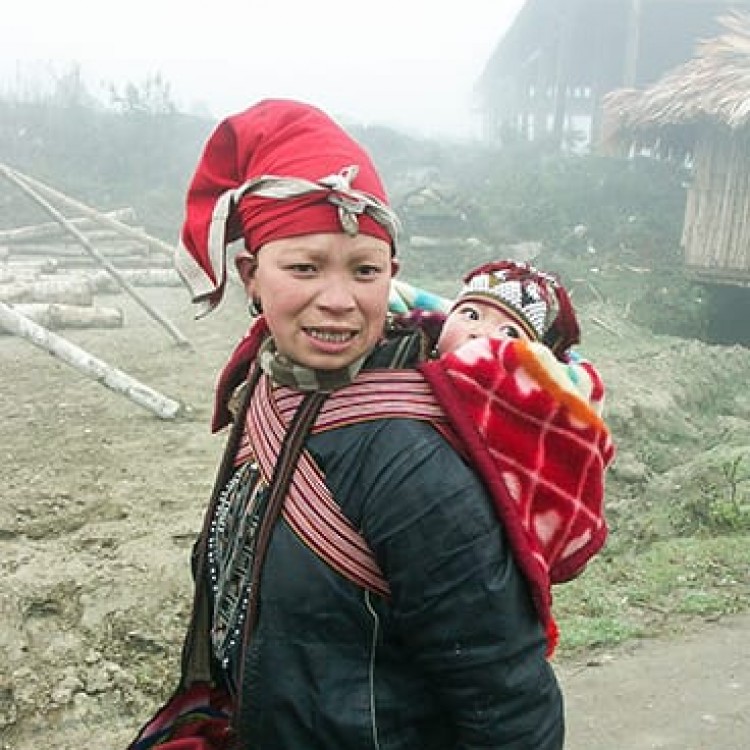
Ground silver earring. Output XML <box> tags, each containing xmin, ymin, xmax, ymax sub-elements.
<box><xmin>248</xmin><ymin>298</ymin><xmax>263</xmax><ymax>317</ymax></box>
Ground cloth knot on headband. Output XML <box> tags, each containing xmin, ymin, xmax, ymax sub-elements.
<box><xmin>320</xmin><ymin>165</ymin><xmax>375</xmax><ymax>236</ymax></box>
<box><xmin>231</xmin><ymin>165</ymin><xmax>401</xmax><ymax>242</ymax></box>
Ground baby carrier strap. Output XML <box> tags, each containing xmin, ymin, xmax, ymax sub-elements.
<box><xmin>237</xmin><ymin>368</ymin><xmax>449</xmax><ymax>599</ymax></box>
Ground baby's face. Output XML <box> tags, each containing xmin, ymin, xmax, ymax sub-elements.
<box><xmin>437</xmin><ymin>300</ymin><xmax>531</xmax><ymax>356</ymax></box>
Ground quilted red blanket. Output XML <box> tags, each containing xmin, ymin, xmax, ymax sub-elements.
<box><xmin>421</xmin><ymin>336</ymin><xmax>615</xmax><ymax>652</ymax></box>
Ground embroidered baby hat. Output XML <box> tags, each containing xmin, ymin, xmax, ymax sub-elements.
<box><xmin>454</xmin><ymin>260</ymin><xmax>580</xmax><ymax>358</ymax></box>
<box><xmin>175</xmin><ymin>98</ymin><xmax>401</xmax><ymax>313</ymax></box>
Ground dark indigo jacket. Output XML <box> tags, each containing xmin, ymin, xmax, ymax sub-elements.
<box><xmin>232</xmin><ymin>415</ymin><xmax>564</xmax><ymax>749</ymax></box>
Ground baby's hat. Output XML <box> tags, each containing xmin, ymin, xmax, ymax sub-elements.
<box><xmin>454</xmin><ymin>260</ymin><xmax>580</xmax><ymax>358</ymax></box>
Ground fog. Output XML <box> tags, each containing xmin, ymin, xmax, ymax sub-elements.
<box><xmin>0</xmin><ymin>0</ymin><xmax>525</xmax><ymax>139</ymax></box>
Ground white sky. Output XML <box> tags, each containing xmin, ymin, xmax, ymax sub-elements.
<box><xmin>0</xmin><ymin>0</ymin><xmax>526</xmax><ymax>140</ymax></box>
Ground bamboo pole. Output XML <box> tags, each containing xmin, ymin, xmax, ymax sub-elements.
<box><xmin>0</xmin><ymin>301</ymin><xmax>183</xmax><ymax>419</ymax></box>
<box><xmin>0</xmin><ymin>165</ymin><xmax>192</xmax><ymax>349</ymax></box>
<box><xmin>0</xmin><ymin>165</ymin><xmax>176</xmax><ymax>256</ymax></box>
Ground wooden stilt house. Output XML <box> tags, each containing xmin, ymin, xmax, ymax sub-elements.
<box><xmin>603</xmin><ymin>12</ymin><xmax>750</xmax><ymax>287</ymax></box>
<box><xmin>476</xmin><ymin>0</ymin><xmax>745</xmax><ymax>149</ymax></box>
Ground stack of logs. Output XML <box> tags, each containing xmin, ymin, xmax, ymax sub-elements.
<box><xmin>0</xmin><ymin>208</ymin><xmax>182</xmax><ymax>334</ymax></box>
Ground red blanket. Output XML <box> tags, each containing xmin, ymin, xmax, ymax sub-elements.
<box><xmin>421</xmin><ymin>337</ymin><xmax>615</xmax><ymax>652</ymax></box>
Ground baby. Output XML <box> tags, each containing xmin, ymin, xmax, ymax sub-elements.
<box><xmin>418</xmin><ymin>260</ymin><xmax>615</xmax><ymax>654</ymax></box>
<box><xmin>436</xmin><ymin>259</ymin><xmax>605</xmax><ymax>419</ymax></box>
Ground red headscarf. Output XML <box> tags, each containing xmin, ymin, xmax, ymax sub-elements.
<box><xmin>176</xmin><ymin>98</ymin><xmax>399</xmax><ymax>313</ymax></box>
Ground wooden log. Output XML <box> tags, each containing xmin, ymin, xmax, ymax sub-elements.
<box><xmin>7</xmin><ymin>303</ymin><xmax>124</xmax><ymax>330</ymax></box>
<box><xmin>0</xmin><ymin>208</ymin><xmax>137</xmax><ymax>243</ymax></box>
<box><xmin>2</xmin><ymin>258</ymin><xmax>60</xmax><ymax>274</ymax></box>
<box><xmin>0</xmin><ymin>263</ymin><xmax>59</xmax><ymax>287</ymax></box>
<box><xmin>50</xmin><ymin>255</ymin><xmax>175</xmax><ymax>270</ymax></box>
<box><xmin>81</xmin><ymin>269</ymin><xmax>183</xmax><ymax>294</ymax></box>
<box><xmin>0</xmin><ymin>268</ymin><xmax>59</xmax><ymax>286</ymax></box>
<box><xmin>77</xmin><ymin>272</ymin><xmax>122</xmax><ymax>294</ymax></box>
<box><xmin>0</xmin><ymin>165</ymin><xmax>191</xmax><ymax>349</ymax></box>
<box><xmin>8</xmin><ymin>240</ymin><xmax>150</xmax><ymax>257</ymax></box>
<box><xmin>114</xmin><ymin>268</ymin><xmax>183</xmax><ymax>287</ymax></box>
<box><xmin>65</xmin><ymin>227</ymin><xmax>147</xmax><ymax>242</ymax></box>
<box><xmin>10</xmin><ymin>227</ymin><xmax>147</xmax><ymax>246</ymax></box>
<box><xmin>0</xmin><ymin>278</ymin><xmax>93</xmax><ymax>306</ymax></box>
<box><xmin>0</xmin><ymin>301</ymin><xmax>183</xmax><ymax>419</ymax></box>
<box><xmin>0</xmin><ymin>166</ymin><xmax>176</xmax><ymax>257</ymax></box>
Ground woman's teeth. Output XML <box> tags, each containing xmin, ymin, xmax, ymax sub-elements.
<box><xmin>307</xmin><ymin>329</ymin><xmax>354</xmax><ymax>343</ymax></box>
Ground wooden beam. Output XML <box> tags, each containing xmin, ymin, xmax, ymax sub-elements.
<box><xmin>0</xmin><ymin>301</ymin><xmax>183</xmax><ymax>420</ymax></box>
<box><xmin>6</xmin><ymin>302</ymin><xmax>124</xmax><ymax>331</ymax></box>
<box><xmin>0</xmin><ymin>208</ymin><xmax>136</xmax><ymax>244</ymax></box>
<box><xmin>0</xmin><ymin>278</ymin><xmax>93</xmax><ymax>306</ymax></box>
<box><xmin>552</xmin><ymin>2</ymin><xmax>578</xmax><ymax>145</ymax></box>
<box><xmin>0</xmin><ymin>164</ymin><xmax>192</xmax><ymax>349</ymax></box>
<box><xmin>623</xmin><ymin>0</ymin><xmax>643</xmax><ymax>87</ymax></box>
<box><xmin>0</xmin><ymin>167</ymin><xmax>176</xmax><ymax>257</ymax></box>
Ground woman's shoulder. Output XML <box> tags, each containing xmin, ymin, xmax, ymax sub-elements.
<box><xmin>367</xmin><ymin>311</ymin><xmax>445</xmax><ymax>370</ymax></box>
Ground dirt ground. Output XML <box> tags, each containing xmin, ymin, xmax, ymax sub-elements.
<box><xmin>558</xmin><ymin>612</ymin><xmax>749</xmax><ymax>749</ymax></box>
<box><xmin>1</xmin><ymin>279</ymin><xmax>749</xmax><ymax>750</ymax></box>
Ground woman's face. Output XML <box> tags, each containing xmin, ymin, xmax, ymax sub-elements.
<box><xmin>437</xmin><ymin>300</ymin><xmax>530</xmax><ymax>356</ymax></box>
<box><xmin>242</xmin><ymin>232</ymin><xmax>397</xmax><ymax>370</ymax></box>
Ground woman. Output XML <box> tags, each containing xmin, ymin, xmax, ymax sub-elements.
<box><xmin>131</xmin><ymin>98</ymin><xmax>564</xmax><ymax>750</ymax></box>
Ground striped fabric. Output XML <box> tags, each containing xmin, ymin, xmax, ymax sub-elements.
<box><xmin>235</xmin><ymin>369</ymin><xmax>447</xmax><ymax>598</ymax></box>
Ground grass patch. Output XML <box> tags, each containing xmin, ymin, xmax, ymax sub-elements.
<box><xmin>552</xmin><ymin>534</ymin><xmax>750</xmax><ymax>658</ymax></box>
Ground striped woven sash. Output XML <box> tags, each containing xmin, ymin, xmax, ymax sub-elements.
<box><xmin>235</xmin><ymin>369</ymin><xmax>447</xmax><ymax>598</ymax></box>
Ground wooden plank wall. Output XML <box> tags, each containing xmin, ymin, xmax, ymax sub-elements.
<box><xmin>682</xmin><ymin>130</ymin><xmax>750</xmax><ymax>285</ymax></box>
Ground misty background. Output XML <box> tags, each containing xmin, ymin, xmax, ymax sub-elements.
<box><xmin>0</xmin><ymin>0</ymin><xmax>526</xmax><ymax>140</ymax></box>
<box><xmin>1</xmin><ymin>0</ymin><xmax>748</xmax><ymax>345</ymax></box>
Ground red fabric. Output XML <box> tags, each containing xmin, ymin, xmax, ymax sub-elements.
<box><xmin>181</xmin><ymin>98</ymin><xmax>391</xmax><ymax>287</ymax></box>
<box><xmin>128</xmin><ymin>682</ymin><xmax>232</xmax><ymax>750</ymax></box>
<box><xmin>420</xmin><ymin>337</ymin><xmax>615</xmax><ymax>648</ymax></box>
<box><xmin>146</xmin><ymin>742</ymin><xmax>216</xmax><ymax>750</ymax></box>
<box><xmin>212</xmin><ymin>316</ymin><xmax>269</xmax><ymax>432</ymax></box>
<box><xmin>165</xmin><ymin>716</ymin><xmax>231</xmax><ymax>748</ymax></box>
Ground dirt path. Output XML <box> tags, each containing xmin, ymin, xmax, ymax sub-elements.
<box><xmin>1</xmin><ymin>284</ymin><xmax>748</xmax><ymax>750</ymax></box>
<box><xmin>559</xmin><ymin>613</ymin><xmax>750</xmax><ymax>749</ymax></box>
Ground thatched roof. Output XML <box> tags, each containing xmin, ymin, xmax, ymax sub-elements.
<box><xmin>603</xmin><ymin>12</ymin><xmax>750</xmax><ymax>146</ymax></box>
